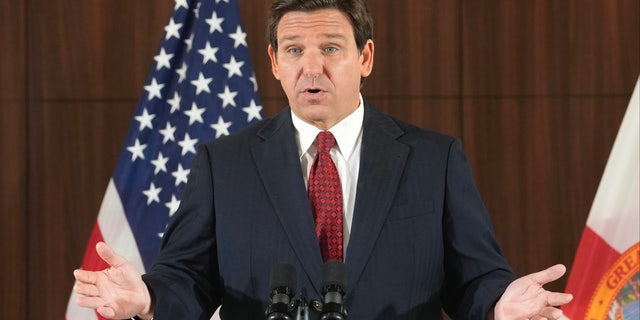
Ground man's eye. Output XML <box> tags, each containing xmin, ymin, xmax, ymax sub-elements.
<box><xmin>287</xmin><ymin>48</ymin><xmax>301</xmax><ymax>54</ymax></box>
<box><xmin>325</xmin><ymin>47</ymin><xmax>338</xmax><ymax>53</ymax></box>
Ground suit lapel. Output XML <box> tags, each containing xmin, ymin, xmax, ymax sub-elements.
<box><xmin>250</xmin><ymin>104</ymin><xmax>409</xmax><ymax>296</ymax></box>
<box><xmin>346</xmin><ymin>104</ymin><xmax>409</xmax><ymax>292</ymax></box>
<box><xmin>251</xmin><ymin>109</ymin><xmax>324</xmax><ymax>295</ymax></box>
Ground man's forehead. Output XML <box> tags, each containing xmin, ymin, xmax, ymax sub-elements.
<box><xmin>277</xmin><ymin>9</ymin><xmax>353</xmax><ymax>37</ymax></box>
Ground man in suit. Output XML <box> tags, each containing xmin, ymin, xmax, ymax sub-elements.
<box><xmin>73</xmin><ymin>0</ymin><xmax>573</xmax><ymax>319</ymax></box>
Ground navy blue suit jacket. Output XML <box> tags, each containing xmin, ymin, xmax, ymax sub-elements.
<box><xmin>143</xmin><ymin>102</ymin><xmax>516</xmax><ymax>319</ymax></box>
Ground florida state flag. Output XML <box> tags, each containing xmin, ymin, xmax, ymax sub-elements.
<box><xmin>563</xmin><ymin>77</ymin><xmax>639</xmax><ymax>320</ymax></box>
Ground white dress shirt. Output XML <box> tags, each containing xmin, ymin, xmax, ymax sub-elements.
<box><xmin>291</xmin><ymin>94</ymin><xmax>364</xmax><ymax>258</ymax></box>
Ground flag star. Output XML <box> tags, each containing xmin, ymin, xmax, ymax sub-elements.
<box><xmin>194</xmin><ymin>2</ymin><xmax>201</xmax><ymax>19</ymax></box>
<box><xmin>210</xmin><ymin>116</ymin><xmax>232</xmax><ymax>138</ymax></box>
<box><xmin>142</xmin><ymin>182</ymin><xmax>162</xmax><ymax>205</ymax></box>
<box><xmin>249</xmin><ymin>74</ymin><xmax>258</xmax><ymax>92</ymax></box>
<box><xmin>223</xmin><ymin>56</ymin><xmax>245</xmax><ymax>78</ymax></box>
<box><xmin>175</xmin><ymin>62</ymin><xmax>188</xmax><ymax>83</ymax></box>
<box><xmin>126</xmin><ymin>138</ymin><xmax>147</xmax><ymax>161</ymax></box>
<box><xmin>217</xmin><ymin>85</ymin><xmax>238</xmax><ymax>108</ymax></box>
<box><xmin>134</xmin><ymin>108</ymin><xmax>155</xmax><ymax>131</ymax></box>
<box><xmin>178</xmin><ymin>133</ymin><xmax>198</xmax><ymax>155</ymax></box>
<box><xmin>190</xmin><ymin>72</ymin><xmax>213</xmax><ymax>95</ymax></box>
<box><xmin>172</xmin><ymin>163</ymin><xmax>190</xmax><ymax>186</ymax></box>
<box><xmin>206</xmin><ymin>11</ymin><xmax>224</xmax><ymax>34</ymax></box>
<box><xmin>151</xmin><ymin>152</ymin><xmax>169</xmax><ymax>174</ymax></box>
<box><xmin>228</xmin><ymin>25</ymin><xmax>247</xmax><ymax>48</ymax></box>
<box><xmin>144</xmin><ymin>78</ymin><xmax>164</xmax><ymax>100</ymax></box>
<box><xmin>184</xmin><ymin>102</ymin><xmax>206</xmax><ymax>125</ymax></box>
<box><xmin>165</xmin><ymin>195</ymin><xmax>181</xmax><ymax>217</ymax></box>
<box><xmin>184</xmin><ymin>33</ymin><xmax>195</xmax><ymax>52</ymax></box>
<box><xmin>153</xmin><ymin>48</ymin><xmax>174</xmax><ymax>70</ymax></box>
<box><xmin>242</xmin><ymin>99</ymin><xmax>263</xmax><ymax>122</ymax></box>
<box><xmin>199</xmin><ymin>42</ymin><xmax>219</xmax><ymax>64</ymax></box>
<box><xmin>167</xmin><ymin>92</ymin><xmax>181</xmax><ymax>113</ymax></box>
<box><xmin>159</xmin><ymin>122</ymin><xmax>176</xmax><ymax>144</ymax></box>
<box><xmin>174</xmin><ymin>0</ymin><xmax>189</xmax><ymax>10</ymax></box>
<box><xmin>164</xmin><ymin>18</ymin><xmax>183</xmax><ymax>40</ymax></box>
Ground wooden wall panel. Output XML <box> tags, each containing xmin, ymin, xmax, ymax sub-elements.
<box><xmin>364</xmin><ymin>0</ymin><xmax>460</xmax><ymax>97</ymax></box>
<box><xmin>460</xmin><ymin>0</ymin><xmax>639</xmax><ymax>290</ymax></box>
<box><xmin>462</xmin><ymin>0</ymin><xmax>639</xmax><ymax>96</ymax></box>
<box><xmin>461</xmin><ymin>99</ymin><xmax>628</xmax><ymax>291</ymax></box>
<box><xmin>237</xmin><ymin>0</ymin><xmax>286</xmax><ymax>116</ymax></box>
<box><xmin>27</xmin><ymin>102</ymin><xmax>135</xmax><ymax>318</ymax></box>
<box><xmin>0</xmin><ymin>106</ymin><xmax>27</xmax><ymax>319</ymax></box>
<box><xmin>0</xmin><ymin>0</ymin><xmax>27</xmax><ymax>319</ymax></box>
<box><xmin>27</xmin><ymin>0</ymin><xmax>172</xmax><ymax>100</ymax></box>
<box><xmin>25</xmin><ymin>0</ymin><xmax>171</xmax><ymax>318</ymax></box>
<box><xmin>0</xmin><ymin>1</ymin><xmax>26</xmax><ymax>99</ymax></box>
<box><xmin>367</xmin><ymin>98</ymin><xmax>462</xmax><ymax>137</ymax></box>
<box><xmin>363</xmin><ymin>0</ymin><xmax>462</xmax><ymax>136</ymax></box>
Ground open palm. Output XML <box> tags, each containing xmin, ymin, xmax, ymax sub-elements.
<box><xmin>494</xmin><ymin>264</ymin><xmax>573</xmax><ymax>320</ymax></box>
<box><xmin>73</xmin><ymin>242</ymin><xmax>152</xmax><ymax>319</ymax></box>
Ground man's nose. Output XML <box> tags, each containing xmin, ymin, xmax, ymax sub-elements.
<box><xmin>301</xmin><ymin>51</ymin><xmax>324</xmax><ymax>78</ymax></box>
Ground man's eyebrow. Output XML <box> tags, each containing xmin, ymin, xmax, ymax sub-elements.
<box><xmin>279</xmin><ymin>33</ymin><xmax>348</xmax><ymax>43</ymax></box>
<box><xmin>279</xmin><ymin>35</ymin><xmax>300</xmax><ymax>43</ymax></box>
<box><xmin>324</xmin><ymin>33</ymin><xmax>347</xmax><ymax>40</ymax></box>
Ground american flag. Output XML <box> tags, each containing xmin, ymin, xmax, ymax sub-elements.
<box><xmin>66</xmin><ymin>0</ymin><xmax>263</xmax><ymax>319</ymax></box>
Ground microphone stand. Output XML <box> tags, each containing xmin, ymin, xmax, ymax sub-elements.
<box><xmin>295</xmin><ymin>289</ymin><xmax>309</xmax><ymax>320</ymax></box>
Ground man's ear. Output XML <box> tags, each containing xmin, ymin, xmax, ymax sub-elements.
<box><xmin>268</xmin><ymin>44</ymin><xmax>280</xmax><ymax>80</ymax></box>
<box><xmin>360</xmin><ymin>39</ymin><xmax>375</xmax><ymax>77</ymax></box>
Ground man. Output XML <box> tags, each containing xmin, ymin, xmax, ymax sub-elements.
<box><xmin>73</xmin><ymin>0</ymin><xmax>573</xmax><ymax>319</ymax></box>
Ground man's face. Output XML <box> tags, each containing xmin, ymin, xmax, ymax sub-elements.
<box><xmin>268</xmin><ymin>9</ymin><xmax>374</xmax><ymax>130</ymax></box>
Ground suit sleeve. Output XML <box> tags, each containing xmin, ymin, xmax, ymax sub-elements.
<box><xmin>441</xmin><ymin>139</ymin><xmax>517</xmax><ymax>319</ymax></box>
<box><xmin>141</xmin><ymin>144</ymin><xmax>221</xmax><ymax>320</ymax></box>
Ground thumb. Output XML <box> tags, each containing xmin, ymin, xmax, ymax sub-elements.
<box><xmin>528</xmin><ymin>264</ymin><xmax>567</xmax><ymax>285</ymax></box>
<box><xmin>96</xmin><ymin>242</ymin><xmax>127</xmax><ymax>268</ymax></box>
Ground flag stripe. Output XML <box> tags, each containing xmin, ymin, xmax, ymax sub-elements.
<box><xmin>97</xmin><ymin>179</ymin><xmax>145</xmax><ymax>274</ymax></box>
<box><xmin>66</xmin><ymin>222</ymin><xmax>105</xmax><ymax>320</ymax></box>
<box><xmin>586</xmin><ymin>83</ymin><xmax>640</xmax><ymax>253</ymax></box>
<box><xmin>562</xmin><ymin>227</ymin><xmax>620</xmax><ymax>316</ymax></box>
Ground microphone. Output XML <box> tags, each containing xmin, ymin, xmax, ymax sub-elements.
<box><xmin>265</xmin><ymin>263</ymin><xmax>297</xmax><ymax>320</ymax></box>
<box><xmin>319</xmin><ymin>260</ymin><xmax>347</xmax><ymax>320</ymax></box>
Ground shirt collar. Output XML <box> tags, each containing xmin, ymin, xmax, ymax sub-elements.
<box><xmin>292</xmin><ymin>94</ymin><xmax>364</xmax><ymax>159</ymax></box>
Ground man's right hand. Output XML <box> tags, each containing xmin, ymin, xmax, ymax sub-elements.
<box><xmin>73</xmin><ymin>242</ymin><xmax>154</xmax><ymax>320</ymax></box>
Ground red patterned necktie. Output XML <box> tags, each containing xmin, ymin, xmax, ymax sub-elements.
<box><xmin>308</xmin><ymin>131</ymin><xmax>343</xmax><ymax>262</ymax></box>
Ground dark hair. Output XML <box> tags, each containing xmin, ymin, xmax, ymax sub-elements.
<box><xmin>267</xmin><ymin>0</ymin><xmax>374</xmax><ymax>52</ymax></box>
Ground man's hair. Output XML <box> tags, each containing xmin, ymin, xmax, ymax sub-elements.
<box><xmin>267</xmin><ymin>0</ymin><xmax>374</xmax><ymax>53</ymax></box>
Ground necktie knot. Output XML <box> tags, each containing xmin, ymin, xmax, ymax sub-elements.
<box><xmin>316</xmin><ymin>131</ymin><xmax>336</xmax><ymax>154</ymax></box>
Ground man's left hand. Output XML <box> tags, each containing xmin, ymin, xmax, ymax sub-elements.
<box><xmin>493</xmin><ymin>264</ymin><xmax>573</xmax><ymax>320</ymax></box>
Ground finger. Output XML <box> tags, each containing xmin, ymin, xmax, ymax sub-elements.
<box><xmin>74</xmin><ymin>269</ymin><xmax>98</xmax><ymax>285</ymax></box>
<box><xmin>96</xmin><ymin>306</ymin><xmax>116</xmax><ymax>319</ymax></box>
<box><xmin>73</xmin><ymin>282</ymin><xmax>99</xmax><ymax>297</ymax></box>
<box><xmin>537</xmin><ymin>306</ymin><xmax>564</xmax><ymax>319</ymax></box>
<box><xmin>528</xmin><ymin>264</ymin><xmax>566</xmax><ymax>285</ymax></box>
<box><xmin>547</xmin><ymin>292</ymin><xmax>573</xmax><ymax>306</ymax></box>
<box><xmin>76</xmin><ymin>295</ymin><xmax>106</xmax><ymax>309</ymax></box>
<box><xmin>96</xmin><ymin>242</ymin><xmax>127</xmax><ymax>268</ymax></box>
